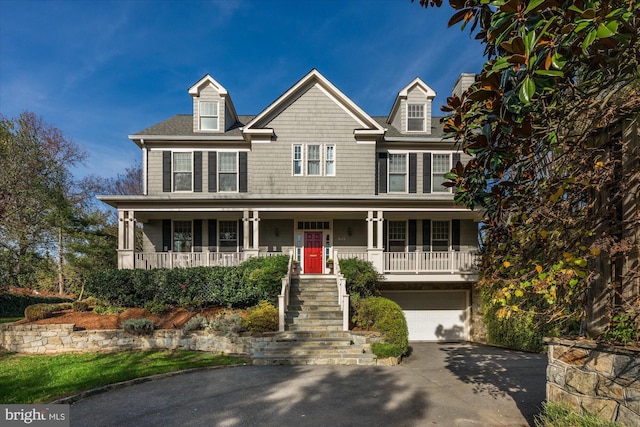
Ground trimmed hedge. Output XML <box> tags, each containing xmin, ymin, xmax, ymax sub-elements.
<box><xmin>0</xmin><ymin>294</ymin><xmax>72</xmax><ymax>318</ymax></box>
<box><xmin>85</xmin><ymin>255</ymin><xmax>289</xmax><ymax>309</ymax></box>
<box><xmin>338</xmin><ymin>258</ymin><xmax>383</xmax><ymax>298</ymax></box>
<box><xmin>353</xmin><ymin>297</ymin><xmax>409</xmax><ymax>356</ymax></box>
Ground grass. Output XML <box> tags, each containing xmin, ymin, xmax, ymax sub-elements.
<box><xmin>0</xmin><ymin>317</ymin><xmax>22</xmax><ymax>324</ymax></box>
<box><xmin>0</xmin><ymin>349</ymin><xmax>247</xmax><ymax>404</ymax></box>
<box><xmin>535</xmin><ymin>402</ymin><xmax>625</xmax><ymax>427</ymax></box>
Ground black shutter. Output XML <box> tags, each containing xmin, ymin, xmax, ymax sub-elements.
<box><xmin>193</xmin><ymin>220</ymin><xmax>202</xmax><ymax>252</ymax></box>
<box><xmin>452</xmin><ymin>219</ymin><xmax>461</xmax><ymax>251</ymax></box>
<box><xmin>377</xmin><ymin>152</ymin><xmax>387</xmax><ymax>194</ymax></box>
<box><xmin>409</xmin><ymin>153</ymin><xmax>417</xmax><ymax>193</ymax></box>
<box><xmin>423</xmin><ymin>153</ymin><xmax>431</xmax><ymax>193</ymax></box>
<box><xmin>162</xmin><ymin>220</ymin><xmax>171</xmax><ymax>252</ymax></box>
<box><xmin>238</xmin><ymin>219</ymin><xmax>244</xmax><ymax>251</ymax></box>
<box><xmin>422</xmin><ymin>220</ymin><xmax>431</xmax><ymax>251</ymax></box>
<box><xmin>208</xmin><ymin>219</ymin><xmax>217</xmax><ymax>251</ymax></box>
<box><xmin>208</xmin><ymin>151</ymin><xmax>217</xmax><ymax>192</ymax></box>
<box><xmin>194</xmin><ymin>151</ymin><xmax>202</xmax><ymax>192</ymax></box>
<box><xmin>239</xmin><ymin>152</ymin><xmax>248</xmax><ymax>193</ymax></box>
<box><xmin>162</xmin><ymin>151</ymin><xmax>171</xmax><ymax>193</ymax></box>
<box><xmin>452</xmin><ymin>152</ymin><xmax>461</xmax><ymax>168</ymax></box>
<box><xmin>408</xmin><ymin>220</ymin><xmax>417</xmax><ymax>251</ymax></box>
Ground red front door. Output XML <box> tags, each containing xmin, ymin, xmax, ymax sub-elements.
<box><xmin>304</xmin><ymin>232</ymin><xmax>323</xmax><ymax>274</ymax></box>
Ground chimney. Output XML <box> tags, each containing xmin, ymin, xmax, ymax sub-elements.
<box><xmin>452</xmin><ymin>73</ymin><xmax>476</xmax><ymax>98</ymax></box>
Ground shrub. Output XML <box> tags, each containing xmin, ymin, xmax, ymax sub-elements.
<box><xmin>182</xmin><ymin>315</ymin><xmax>206</xmax><ymax>334</ymax></box>
<box><xmin>81</xmin><ymin>297</ymin><xmax>100</xmax><ymax>307</ymax></box>
<box><xmin>353</xmin><ymin>297</ymin><xmax>408</xmax><ymax>356</ymax></box>
<box><xmin>24</xmin><ymin>304</ymin><xmax>56</xmax><ymax>321</ymax></box>
<box><xmin>51</xmin><ymin>302</ymin><xmax>72</xmax><ymax>311</ymax></box>
<box><xmin>371</xmin><ymin>342</ymin><xmax>403</xmax><ymax>358</ymax></box>
<box><xmin>243</xmin><ymin>301</ymin><xmax>278</xmax><ymax>334</ymax></box>
<box><xmin>85</xmin><ymin>255</ymin><xmax>289</xmax><ymax>309</ymax></box>
<box><xmin>144</xmin><ymin>299</ymin><xmax>168</xmax><ymax>315</ymax></box>
<box><xmin>205</xmin><ymin>310</ymin><xmax>244</xmax><ymax>336</ymax></box>
<box><xmin>122</xmin><ymin>318</ymin><xmax>155</xmax><ymax>336</ymax></box>
<box><xmin>0</xmin><ymin>294</ymin><xmax>72</xmax><ymax>317</ymax></box>
<box><xmin>338</xmin><ymin>258</ymin><xmax>383</xmax><ymax>298</ymax></box>
<box><xmin>72</xmin><ymin>301</ymin><xmax>89</xmax><ymax>312</ymax></box>
<box><xmin>93</xmin><ymin>305</ymin><xmax>126</xmax><ymax>315</ymax></box>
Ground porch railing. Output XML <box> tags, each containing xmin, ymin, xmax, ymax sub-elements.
<box><xmin>133</xmin><ymin>252</ymin><xmax>247</xmax><ymax>270</ymax></box>
<box><xmin>278</xmin><ymin>252</ymin><xmax>294</xmax><ymax>332</ymax></box>
<box><xmin>333</xmin><ymin>251</ymin><xmax>350</xmax><ymax>331</ymax></box>
<box><xmin>384</xmin><ymin>251</ymin><xmax>478</xmax><ymax>274</ymax></box>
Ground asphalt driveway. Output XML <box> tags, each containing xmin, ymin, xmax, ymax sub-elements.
<box><xmin>70</xmin><ymin>343</ymin><xmax>547</xmax><ymax>427</ymax></box>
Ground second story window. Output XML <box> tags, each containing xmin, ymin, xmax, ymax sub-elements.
<box><xmin>389</xmin><ymin>153</ymin><xmax>407</xmax><ymax>192</ymax></box>
<box><xmin>218</xmin><ymin>152</ymin><xmax>237</xmax><ymax>192</ymax></box>
<box><xmin>200</xmin><ymin>101</ymin><xmax>219</xmax><ymax>131</ymax></box>
<box><xmin>325</xmin><ymin>145</ymin><xmax>335</xmax><ymax>176</ymax></box>
<box><xmin>432</xmin><ymin>154</ymin><xmax>451</xmax><ymax>193</ymax></box>
<box><xmin>307</xmin><ymin>145</ymin><xmax>321</xmax><ymax>175</ymax></box>
<box><xmin>407</xmin><ymin>104</ymin><xmax>425</xmax><ymax>132</ymax></box>
<box><xmin>173</xmin><ymin>152</ymin><xmax>192</xmax><ymax>191</ymax></box>
<box><xmin>293</xmin><ymin>145</ymin><xmax>303</xmax><ymax>176</ymax></box>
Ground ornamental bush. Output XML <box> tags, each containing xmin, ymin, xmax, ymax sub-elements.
<box><xmin>24</xmin><ymin>304</ymin><xmax>56</xmax><ymax>321</ymax></box>
<box><xmin>85</xmin><ymin>255</ymin><xmax>289</xmax><ymax>309</ymax></box>
<box><xmin>0</xmin><ymin>294</ymin><xmax>72</xmax><ymax>317</ymax></box>
<box><xmin>243</xmin><ymin>301</ymin><xmax>278</xmax><ymax>334</ymax></box>
<box><xmin>338</xmin><ymin>258</ymin><xmax>383</xmax><ymax>298</ymax></box>
<box><xmin>353</xmin><ymin>297</ymin><xmax>408</xmax><ymax>356</ymax></box>
<box><xmin>122</xmin><ymin>318</ymin><xmax>155</xmax><ymax>336</ymax></box>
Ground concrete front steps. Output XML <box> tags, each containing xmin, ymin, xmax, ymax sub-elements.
<box><xmin>252</xmin><ymin>276</ymin><xmax>376</xmax><ymax>366</ymax></box>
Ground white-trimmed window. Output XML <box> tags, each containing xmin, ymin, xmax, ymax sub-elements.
<box><xmin>173</xmin><ymin>152</ymin><xmax>192</xmax><ymax>192</ymax></box>
<box><xmin>219</xmin><ymin>220</ymin><xmax>237</xmax><ymax>251</ymax></box>
<box><xmin>388</xmin><ymin>221</ymin><xmax>406</xmax><ymax>252</ymax></box>
<box><xmin>200</xmin><ymin>101</ymin><xmax>219</xmax><ymax>131</ymax></box>
<box><xmin>218</xmin><ymin>152</ymin><xmax>237</xmax><ymax>192</ymax></box>
<box><xmin>325</xmin><ymin>145</ymin><xmax>335</xmax><ymax>176</ymax></box>
<box><xmin>432</xmin><ymin>154</ymin><xmax>451</xmax><ymax>193</ymax></box>
<box><xmin>173</xmin><ymin>220</ymin><xmax>192</xmax><ymax>252</ymax></box>
<box><xmin>388</xmin><ymin>153</ymin><xmax>407</xmax><ymax>192</ymax></box>
<box><xmin>293</xmin><ymin>145</ymin><xmax>303</xmax><ymax>176</ymax></box>
<box><xmin>307</xmin><ymin>145</ymin><xmax>321</xmax><ymax>175</ymax></box>
<box><xmin>407</xmin><ymin>104</ymin><xmax>425</xmax><ymax>132</ymax></box>
<box><xmin>432</xmin><ymin>220</ymin><xmax>450</xmax><ymax>251</ymax></box>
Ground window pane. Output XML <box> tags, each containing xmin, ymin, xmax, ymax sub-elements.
<box><xmin>432</xmin><ymin>221</ymin><xmax>449</xmax><ymax>250</ymax></box>
<box><xmin>308</xmin><ymin>145</ymin><xmax>320</xmax><ymax>160</ymax></box>
<box><xmin>201</xmin><ymin>117</ymin><xmax>218</xmax><ymax>130</ymax></box>
<box><xmin>219</xmin><ymin>173</ymin><xmax>237</xmax><ymax>191</ymax></box>
<box><xmin>408</xmin><ymin>118</ymin><xmax>424</xmax><ymax>131</ymax></box>
<box><xmin>389</xmin><ymin>175</ymin><xmax>406</xmax><ymax>192</ymax></box>
<box><xmin>388</xmin><ymin>221</ymin><xmax>406</xmax><ymax>252</ymax></box>
<box><xmin>173</xmin><ymin>153</ymin><xmax>192</xmax><ymax>172</ymax></box>
<box><xmin>219</xmin><ymin>153</ymin><xmax>237</xmax><ymax>172</ymax></box>
<box><xmin>389</xmin><ymin>154</ymin><xmax>406</xmax><ymax>173</ymax></box>
<box><xmin>408</xmin><ymin>104</ymin><xmax>424</xmax><ymax>118</ymax></box>
<box><xmin>219</xmin><ymin>220</ymin><xmax>237</xmax><ymax>250</ymax></box>
<box><xmin>433</xmin><ymin>154</ymin><xmax>450</xmax><ymax>173</ymax></box>
<box><xmin>200</xmin><ymin>102</ymin><xmax>218</xmax><ymax>116</ymax></box>
<box><xmin>308</xmin><ymin>161</ymin><xmax>320</xmax><ymax>175</ymax></box>
<box><xmin>174</xmin><ymin>172</ymin><xmax>192</xmax><ymax>191</ymax></box>
<box><xmin>325</xmin><ymin>146</ymin><xmax>335</xmax><ymax>175</ymax></box>
<box><xmin>173</xmin><ymin>221</ymin><xmax>192</xmax><ymax>252</ymax></box>
<box><xmin>408</xmin><ymin>104</ymin><xmax>425</xmax><ymax>131</ymax></box>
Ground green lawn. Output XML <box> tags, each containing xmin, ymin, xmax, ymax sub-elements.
<box><xmin>0</xmin><ymin>350</ymin><xmax>247</xmax><ymax>404</ymax></box>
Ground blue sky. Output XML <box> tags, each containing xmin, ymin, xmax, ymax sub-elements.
<box><xmin>0</xmin><ymin>0</ymin><xmax>486</xmax><ymax>179</ymax></box>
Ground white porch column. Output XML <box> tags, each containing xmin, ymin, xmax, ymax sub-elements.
<box><xmin>243</xmin><ymin>210</ymin><xmax>260</xmax><ymax>258</ymax></box>
<box><xmin>252</xmin><ymin>210</ymin><xmax>260</xmax><ymax>250</ymax></box>
<box><xmin>118</xmin><ymin>209</ymin><xmax>135</xmax><ymax>269</ymax></box>
<box><xmin>367</xmin><ymin>210</ymin><xmax>384</xmax><ymax>273</ymax></box>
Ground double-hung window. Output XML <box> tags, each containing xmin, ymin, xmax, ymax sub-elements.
<box><xmin>218</xmin><ymin>220</ymin><xmax>237</xmax><ymax>251</ymax></box>
<box><xmin>200</xmin><ymin>101</ymin><xmax>219</xmax><ymax>131</ymax></box>
<box><xmin>432</xmin><ymin>220</ymin><xmax>450</xmax><ymax>251</ymax></box>
<box><xmin>173</xmin><ymin>152</ymin><xmax>192</xmax><ymax>191</ymax></box>
<box><xmin>388</xmin><ymin>221</ymin><xmax>406</xmax><ymax>252</ymax></box>
<box><xmin>432</xmin><ymin>154</ymin><xmax>451</xmax><ymax>193</ymax></box>
<box><xmin>407</xmin><ymin>104</ymin><xmax>425</xmax><ymax>132</ymax></box>
<box><xmin>173</xmin><ymin>220</ymin><xmax>192</xmax><ymax>252</ymax></box>
<box><xmin>293</xmin><ymin>145</ymin><xmax>303</xmax><ymax>176</ymax></box>
<box><xmin>325</xmin><ymin>145</ymin><xmax>335</xmax><ymax>176</ymax></box>
<box><xmin>307</xmin><ymin>145</ymin><xmax>321</xmax><ymax>176</ymax></box>
<box><xmin>218</xmin><ymin>152</ymin><xmax>238</xmax><ymax>192</ymax></box>
<box><xmin>388</xmin><ymin>153</ymin><xmax>407</xmax><ymax>192</ymax></box>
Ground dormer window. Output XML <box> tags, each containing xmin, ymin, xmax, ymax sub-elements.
<box><xmin>200</xmin><ymin>101</ymin><xmax>219</xmax><ymax>131</ymax></box>
<box><xmin>407</xmin><ymin>104</ymin><xmax>425</xmax><ymax>132</ymax></box>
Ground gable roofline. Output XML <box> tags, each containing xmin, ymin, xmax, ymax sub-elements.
<box><xmin>243</xmin><ymin>69</ymin><xmax>385</xmax><ymax>134</ymax></box>
<box><xmin>387</xmin><ymin>77</ymin><xmax>436</xmax><ymax>124</ymax></box>
<box><xmin>188</xmin><ymin>74</ymin><xmax>228</xmax><ymax>96</ymax></box>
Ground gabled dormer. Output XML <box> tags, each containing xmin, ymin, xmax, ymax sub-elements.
<box><xmin>387</xmin><ymin>77</ymin><xmax>436</xmax><ymax>135</ymax></box>
<box><xmin>188</xmin><ymin>74</ymin><xmax>238</xmax><ymax>133</ymax></box>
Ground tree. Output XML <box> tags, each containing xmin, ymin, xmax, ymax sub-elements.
<box><xmin>416</xmin><ymin>0</ymin><xmax>639</xmax><ymax>343</ymax></box>
<box><xmin>0</xmin><ymin>112</ymin><xmax>87</xmax><ymax>291</ymax></box>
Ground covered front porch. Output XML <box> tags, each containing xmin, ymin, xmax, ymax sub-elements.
<box><xmin>117</xmin><ymin>207</ymin><xmax>479</xmax><ymax>278</ymax></box>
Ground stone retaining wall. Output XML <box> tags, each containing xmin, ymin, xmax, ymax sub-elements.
<box><xmin>0</xmin><ymin>323</ymin><xmax>272</xmax><ymax>355</ymax></box>
<box><xmin>546</xmin><ymin>338</ymin><xmax>640</xmax><ymax>426</ymax></box>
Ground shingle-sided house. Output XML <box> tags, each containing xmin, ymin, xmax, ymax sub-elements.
<box><xmin>99</xmin><ymin>69</ymin><xmax>481</xmax><ymax>341</ymax></box>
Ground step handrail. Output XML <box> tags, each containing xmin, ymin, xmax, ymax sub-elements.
<box><xmin>333</xmin><ymin>250</ymin><xmax>350</xmax><ymax>331</ymax></box>
<box><xmin>278</xmin><ymin>251</ymin><xmax>294</xmax><ymax>332</ymax></box>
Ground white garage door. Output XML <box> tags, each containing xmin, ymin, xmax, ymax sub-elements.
<box><xmin>382</xmin><ymin>291</ymin><xmax>469</xmax><ymax>341</ymax></box>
